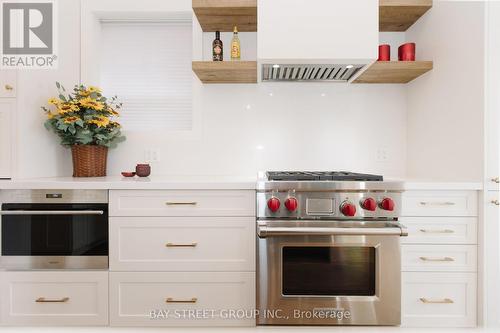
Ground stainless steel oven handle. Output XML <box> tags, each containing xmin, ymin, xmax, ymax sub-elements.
<box><xmin>258</xmin><ymin>226</ymin><xmax>407</xmax><ymax>237</ymax></box>
<box><xmin>0</xmin><ymin>210</ymin><xmax>104</xmax><ymax>216</ymax></box>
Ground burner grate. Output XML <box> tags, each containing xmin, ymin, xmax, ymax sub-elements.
<box><xmin>266</xmin><ymin>171</ymin><xmax>383</xmax><ymax>182</ymax></box>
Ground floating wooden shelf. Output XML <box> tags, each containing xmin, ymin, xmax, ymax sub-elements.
<box><xmin>192</xmin><ymin>61</ymin><xmax>257</xmax><ymax>84</ymax></box>
<box><xmin>193</xmin><ymin>0</ymin><xmax>257</xmax><ymax>32</ymax></box>
<box><xmin>353</xmin><ymin>61</ymin><xmax>433</xmax><ymax>84</ymax></box>
<box><xmin>380</xmin><ymin>0</ymin><xmax>432</xmax><ymax>31</ymax></box>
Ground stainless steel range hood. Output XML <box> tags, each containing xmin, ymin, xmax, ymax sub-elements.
<box><xmin>258</xmin><ymin>0</ymin><xmax>378</xmax><ymax>83</ymax></box>
<box><xmin>261</xmin><ymin>64</ymin><xmax>365</xmax><ymax>82</ymax></box>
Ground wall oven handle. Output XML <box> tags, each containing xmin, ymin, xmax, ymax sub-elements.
<box><xmin>258</xmin><ymin>226</ymin><xmax>407</xmax><ymax>237</ymax></box>
<box><xmin>0</xmin><ymin>210</ymin><xmax>104</xmax><ymax>216</ymax></box>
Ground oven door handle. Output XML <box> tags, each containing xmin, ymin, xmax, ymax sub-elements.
<box><xmin>0</xmin><ymin>210</ymin><xmax>105</xmax><ymax>216</ymax></box>
<box><xmin>257</xmin><ymin>226</ymin><xmax>407</xmax><ymax>238</ymax></box>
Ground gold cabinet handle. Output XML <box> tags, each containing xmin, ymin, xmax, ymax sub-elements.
<box><xmin>166</xmin><ymin>297</ymin><xmax>197</xmax><ymax>303</ymax></box>
<box><xmin>491</xmin><ymin>200</ymin><xmax>500</xmax><ymax>206</ymax></box>
<box><xmin>420</xmin><ymin>229</ymin><xmax>454</xmax><ymax>234</ymax></box>
<box><xmin>419</xmin><ymin>297</ymin><xmax>454</xmax><ymax>304</ymax></box>
<box><xmin>166</xmin><ymin>202</ymin><xmax>197</xmax><ymax>206</ymax></box>
<box><xmin>36</xmin><ymin>297</ymin><xmax>69</xmax><ymax>303</ymax></box>
<box><xmin>4</xmin><ymin>84</ymin><xmax>13</xmax><ymax>91</ymax></box>
<box><xmin>419</xmin><ymin>201</ymin><xmax>455</xmax><ymax>206</ymax></box>
<box><xmin>166</xmin><ymin>242</ymin><xmax>197</xmax><ymax>248</ymax></box>
<box><xmin>419</xmin><ymin>256</ymin><xmax>455</xmax><ymax>262</ymax></box>
<box><xmin>492</xmin><ymin>177</ymin><xmax>500</xmax><ymax>184</ymax></box>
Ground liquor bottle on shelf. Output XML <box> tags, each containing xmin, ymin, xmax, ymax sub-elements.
<box><xmin>212</xmin><ymin>31</ymin><xmax>223</xmax><ymax>61</ymax></box>
<box><xmin>231</xmin><ymin>26</ymin><xmax>241</xmax><ymax>61</ymax></box>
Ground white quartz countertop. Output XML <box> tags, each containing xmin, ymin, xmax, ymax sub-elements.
<box><xmin>0</xmin><ymin>176</ymin><xmax>484</xmax><ymax>191</ymax></box>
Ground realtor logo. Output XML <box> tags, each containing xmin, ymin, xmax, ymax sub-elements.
<box><xmin>1</xmin><ymin>0</ymin><xmax>57</xmax><ymax>68</ymax></box>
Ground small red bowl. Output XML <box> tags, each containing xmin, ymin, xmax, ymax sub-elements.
<box><xmin>121</xmin><ymin>172</ymin><xmax>136</xmax><ymax>178</ymax></box>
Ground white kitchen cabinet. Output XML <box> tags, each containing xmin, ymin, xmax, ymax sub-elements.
<box><xmin>109</xmin><ymin>190</ymin><xmax>255</xmax><ymax>217</ymax></box>
<box><xmin>402</xmin><ymin>191</ymin><xmax>478</xmax><ymax>217</ymax></box>
<box><xmin>109</xmin><ymin>216</ymin><xmax>255</xmax><ymax>271</ymax></box>
<box><xmin>402</xmin><ymin>272</ymin><xmax>477</xmax><ymax>328</ymax></box>
<box><xmin>0</xmin><ymin>99</ymin><xmax>14</xmax><ymax>178</ymax></box>
<box><xmin>258</xmin><ymin>0</ymin><xmax>378</xmax><ymax>64</ymax></box>
<box><xmin>109</xmin><ymin>272</ymin><xmax>255</xmax><ymax>327</ymax></box>
<box><xmin>0</xmin><ymin>271</ymin><xmax>108</xmax><ymax>326</ymax></box>
<box><xmin>0</xmin><ymin>70</ymin><xmax>16</xmax><ymax>98</ymax></box>
<box><xmin>400</xmin><ymin>217</ymin><xmax>477</xmax><ymax>244</ymax></box>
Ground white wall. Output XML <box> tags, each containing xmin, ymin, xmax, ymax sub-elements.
<box><xmin>12</xmin><ymin>0</ymin><xmax>409</xmax><ymax>179</ymax></box>
<box><xmin>406</xmin><ymin>0</ymin><xmax>484</xmax><ymax>181</ymax></box>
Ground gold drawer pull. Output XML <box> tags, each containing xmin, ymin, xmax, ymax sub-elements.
<box><xmin>36</xmin><ymin>297</ymin><xmax>69</xmax><ymax>303</ymax></box>
<box><xmin>166</xmin><ymin>202</ymin><xmax>197</xmax><ymax>206</ymax></box>
<box><xmin>166</xmin><ymin>297</ymin><xmax>198</xmax><ymax>304</ymax></box>
<box><xmin>492</xmin><ymin>177</ymin><xmax>500</xmax><ymax>184</ymax></box>
<box><xmin>491</xmin><ymin>200</ymin><xmax>500</xmax><ymax>206</ymax></box>
<box><xmin>166</xmin><ymin>242</ymin><xmax>197</xmax><ymax>248</ymax></box>
<box><xmin>419</xmin><ymin>298</ymin><xmax>454</xmax><ymax>304</ymax></box>
<box><xmin>419</xmin><ymin>201</ymin><xmax>456</xmax><ymax>206</ymax></box>
<box><xmin>419</xmin><ymin>229</ymin><xmax>454</xmax><ymax>234</ymax></box>
<box><xmin>4</xmin><ymin>84</ymin><xmax>14</xmax><ymax>91</ymax></box>
<box><xmin>419</xmin><ymin>256</ymin><xmax>455</xmax><ymax>262</ymax></box>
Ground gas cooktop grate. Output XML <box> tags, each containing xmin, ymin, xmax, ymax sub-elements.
<box><xmin>266</xmin><ymin>171</ymin><xmax>384</xmax><ymax>182</ymax></box>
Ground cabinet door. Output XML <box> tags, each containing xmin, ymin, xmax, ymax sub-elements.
<box><xmin>0</xmin><ymin>100</ymin><xmax>13</xmax><ymax>178</ymax></box>
<box><xmin>0</xmin><ymin>70</ymin><xmax>16</xmax><ymax>98</ymax></box>
<box><xmin>483</xmin><ymin>191</ymin><xmax>500</xmax><ymax>327</ymax></box>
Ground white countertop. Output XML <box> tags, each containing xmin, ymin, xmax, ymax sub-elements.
<box><xmin>0</xmin><ymin>176</ymin><xmax>484</xmax><ymax>191</ymax></box>
<box><xmin>0</xmin><ymin>176</ymin><xmax>258</xmax><ymax>190</ymax></box>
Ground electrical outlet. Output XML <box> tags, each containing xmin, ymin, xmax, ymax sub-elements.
<box><xmin>145</xmin><ymin>149</ymin><xmax>160</xmax><ymax>163</ymax></box>
<box><xmin>376</xmin><ymin>149</ymin><xmax>388</xmax><ymax>162</ymax></box>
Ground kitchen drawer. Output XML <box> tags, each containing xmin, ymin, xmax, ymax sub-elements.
<box><xmin>109</xmin><ymin>272</ymin><xmax>255</xmax><ymax>327</ymax></box>
<box><xmin>0</xmin><ymin>271</ymin><xmax>108</xmax><ymax>326</ymax></box>
<box><xmin>400</xmin><ymin>217</ymin><xmax>477</xmax><ymax>244</ymax></box>
<box><xmin>109</xmin><ymin>190</ymin><xmax>255</xmax><ymax>217</ymax></box>
<box><xmin>402</xmin><ymin>245</ymin><xmax>477</xmax><ymax>272</ymax></box>
<box><xmin>402</xmin><ymin>191</ymin><xmax>478</xmax><ymax>217</ymax></box>
<box><xmin>0</xmin><ymin>70</ymin><xmax>16</xmax><ymax>98</ymax></box>
<box><xmin>402</xmin><ymin>272</ymin><xmax>476</xmax><ymax>327</ymax></box>
<box><xmin>109</xmin><ymin>217</ymin><xmax>255</xmax><ymax>271</ymax></box>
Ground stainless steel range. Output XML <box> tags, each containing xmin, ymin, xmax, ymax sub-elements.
<box><xmin>257</xmin><ymin>171</ymin><xmax>407</xmax><ymax>326</ymax></box>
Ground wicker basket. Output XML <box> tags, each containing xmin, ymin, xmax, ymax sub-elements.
<box><xmin>71</xmin><ymin>145</ymin><xmax>108</xmax><ymax>177</ymax></box>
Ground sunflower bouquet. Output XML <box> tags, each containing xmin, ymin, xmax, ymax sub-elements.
<box><xmin>42</xmin><ymin>82</ymin><xmax>125</xmax><ymax>148</ymax></box>
<box><xmin>42</xmin><ymin>83</ymin><xmax>126</xmax><ymax>177</ymax></box>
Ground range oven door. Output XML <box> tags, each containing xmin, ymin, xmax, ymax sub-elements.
<box><xmin>257</xmin><ymin>221</ymin><xmax>406</xmax><ymax>326</ymax></box>
<box><xmin>0</xmin><ymin>203</ymin><xmax>108</xmax><ymax>270</ymax></box>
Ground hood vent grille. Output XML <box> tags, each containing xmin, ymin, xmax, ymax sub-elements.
<box><xmin>262</xmin><ymin>64</ymin><xmax>365</xmax><ymax>82</ymax></box>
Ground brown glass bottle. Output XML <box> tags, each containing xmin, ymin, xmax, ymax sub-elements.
<box><xmin>213</xmin><ymin>31</ymin><xmax>223</xmax><ymax>61</ymax></box>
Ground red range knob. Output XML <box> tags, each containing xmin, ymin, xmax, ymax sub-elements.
<box><xmin>267</xmin><ymin>197</ymin><xmax>281</xmax><ymax>212</ymax></box>
<box><xmin>341</xmin><ymin>201</ymin><xmax>357</xmax><ymax>217</ymax></box>
<box><xmin>361</xmin><ymin>198</ymin><xmax>377</xmax><ymax>211</ymax></box>
<box><xmin>380</xmin><ymin>198</ymin><xmax>395</xmax><ymax>211</ymax></box>
<box><xmin>285</xmin><ymin>197</ymin><xmax>298</xmax><ymax>212</ymax></box>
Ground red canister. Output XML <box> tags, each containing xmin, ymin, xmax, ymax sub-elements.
<box><xmin>136</xmin><ymin>164</ymin><xmax>151</xmax><ymax>177</ymax></box>
<box><xmin>398</xmin><ymin>43</ymin><xmax>416</xmax><ymax>61</ymax></box>
<box><xmin>378</xmin><ymin>44</ymin><xmax>391</xmax><ymax>61</ymax></box>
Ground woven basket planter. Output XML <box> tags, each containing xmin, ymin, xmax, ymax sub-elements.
<box><xmin>71</xmin><ymin>145</ymin><xmax>108</xmax><ymax>177</ymax></box>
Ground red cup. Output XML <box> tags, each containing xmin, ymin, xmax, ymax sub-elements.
<box><xmin>378</xmin><ymin>44</ymin><xmax>391</xmax><ymax>61</ymax></box>
<box><xmin>398</xmin><ymin>43</ymin><xmax>416</xmax><ymax>61</ymax></box>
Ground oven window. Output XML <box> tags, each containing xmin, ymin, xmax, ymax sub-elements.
<box><xmin>1</xmin><ymin>204</ymin><xmax>108</xmax><ymax>256</ymax></box>
<box><xmin>282</xmin><ymin>246</ymin><xmax>376</xmax><ymax>296</ymax></box>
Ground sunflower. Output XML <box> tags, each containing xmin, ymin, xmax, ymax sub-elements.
<box><xmin>47</xmin><ymin>112</ymin><xmax>55</xmax><ymax>119</ymax></box>
<box><xmin>63</xmin><ymin>116</ymin><xmax>79</xmax><ymax>124</ymax></box>
<box><xmin>48</xmin><ymin>98</ymin><xmax>60</xmax><ymax>105</ymax></box>
<box><xmin>80</xmin><ymin>97</ymin><xmax>104</xmax><ymax>111</ymax></box>
<box><xmin>108</xmin><ymin>121</ymin><xmax>121</xmax><ymax>128</ymax></box>
<box><xmin>57</xmin><ymin>102</ymin><xmax>80</xmax><ymax>115</ymax></box>
<box><xmin>88</xmin><ymin>116</ymin><xmax>110</xmax><ymax>128</ymax></box>
<box><xmin>88</xmin><ymin>86</ymin><xmax>102</xmax><ymax>93</ymax></box>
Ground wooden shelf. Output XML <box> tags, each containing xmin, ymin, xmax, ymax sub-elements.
<box><xmin>380</xmin><ymin>0</ymin><xmax>432</xmax><ymax>31</ymax></box>
<box><xmin>353</xmin><ymin>61</ymin><xmax>433</xmax><ymax>84</ymax></box>
<box><xmin>193</xmin><ymin>0</ymin><xmax>257</xmax><ymax>32</ymax></box>
<box><xmin>192</xmin><ymin>61</ymin><xmax>257</xmax><ymax>84</ymax></box>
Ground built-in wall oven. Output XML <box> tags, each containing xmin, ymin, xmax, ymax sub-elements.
<box><xmin>0</xmin><ymin>190</ymin><xmax>108</xmax><ymax>270</ymax></box>
<box><xmin>257</xmin><ymin>172</ymin><xmax>407</xmax><ymax>326</ymax></box>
